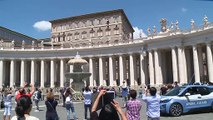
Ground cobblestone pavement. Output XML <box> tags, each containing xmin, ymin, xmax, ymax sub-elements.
<box><xmin>0</xmin><ymin>97</ymin><xmax>213</xmax><ymax>120</ymax></box>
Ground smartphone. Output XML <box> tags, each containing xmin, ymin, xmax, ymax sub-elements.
<box><xmin>102</xmin><ymin>91</ymin><xmax>115</xmax><ymax>106</ymax></box>
<box><xmin>92</xmin><ymin>91</ymin><xmax>115</xmax><ymax>110</ymax></box>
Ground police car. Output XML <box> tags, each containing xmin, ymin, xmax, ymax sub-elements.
<box><xmin>160</xmin><ymin>85</ymin><xmax>213</xmax><ymax>116</ymax></box>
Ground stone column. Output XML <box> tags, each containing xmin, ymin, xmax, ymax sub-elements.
<box><xmin>148</xmin><ymin>51</ymin><xmax>155</xmax><ymax>85</ymax></box>
<box><xmin>20</xmin><ymin>60</ymin><xmax>25</xmax><ymax>87</ymax></box>
<box><xmin>123</xmin><ymin>57</ymin><xmax>127</xmax><ymax>80</ymax></box>
<box><xmin>178</xmin><ymin>47</ymin><xmax>185</xmax><ymax>84</ymax></box>
<box><xmin>93</xmin><ymin>59</ymin><xmax>97</xmax><ymax>86</ymax></box>
<box><xmin>192</xmin><ymin>45</ymin><xmax>200</xmax><ymax>83</ymax></box>
<box><xmin>198</xmin><ymin>46</ymin><xmax>204</xmax><ymax>80</ymax></box>
<box><xmin>102</xmin><ymin>58</ymin><xmax>106</xmax><ymax>86</ymax></box>
<box><xmin>60</xmin><ymin>59</ymin><xmax>65</xmax><ymax>87</ymax></box>
<box><xmin>113</xmin><ymin>58</ymin><xmax>117</xmax><ymax>86</ymax></box>
<box><xmin>99</xmin><ymin>57</ymin><xmax>103</xmax><ymax>86</ymax></box>
<box><xmin>182</xmin><ymin>48</ymin><xmax>188</xmax><ymax>84</ymax></box>
<box><xmin>109</xmin><ymin>56</ymin><xmax>114</xmax><ymax>86</ymax></box>
<box><xmin>10</xmin><ymin>60</ymin><xmax>15</xmax><ymax>87</ymax></box>
<box><xmin>0</xmin><ymin>60</ymin><xmax>4</xmax><ymax>88</ymax></box>
<box><xmin>186</xmin><ymin>49</ymin><xmax>193</xmax><ymax>83</ymax></box>
<box><xmin>70</xmin><ymin>65</ymin><xmax>73</xmax><ymax>85</ymax></box>
<box><xmin>50</xmin><ymin>59</ymin><xmax>55</xmax><ymax>88</ymax></box>
<box><xmin>119</xmin><ymin>55</ymin><xmax>124</xmax><ymax>85</ymax></box>
<box><xmin>206</xmin><ymin>42</ymin><xmax>213</xmax><ymax>82</ymax></box>
<box><xmin>154</xmin><ymin>49</ymin><xmax>163</xmax><ymax>85</ymax></box>
<box><xmin>140</xmin><ymin>54</ymin><xmax>145</xmax><ymax>85</ymax></box>
<box><xmin>171</xmin><ymin>47</ymin><xmax>178</xmax><ymax>83</ymax></box>
<box><xmin>159</xmin><ymin>51</ymin><xmax>163</xmax><ymax>84</ymax></box>
<box><xmin>129</xmin><ymin>54</ymin><xmax>135</xmax><ymax>86</ymax></box>
<box><xmin>89</xmin><ymin>58</ymin><xmax>94</xmax><ymax>86</ymax></box>
<box><xmin>40</xmin><ymin>60</ymin><xmax>45</xmax><ymax>88</ymax></box>
<box><xmin>30</xmin><ymin>60</ymin><xmax>35</xmax><ymax>85</ymax></box>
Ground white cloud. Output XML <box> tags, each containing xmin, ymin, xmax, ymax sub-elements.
<box><xmin>181</xmin><ymin>8</ymin><xmax>187</xmax><ymax>12</ymax></box>
<box><xmin>133</xmin><ymin>27</ymin><xmax>147</xmax><ymax>39</ymax></box>
<box><xmin>33</xmin><ymin>21</ymin><xmax>51</xmax><ymax>31</ymax></box>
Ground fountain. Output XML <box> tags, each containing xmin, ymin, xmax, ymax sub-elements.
<box><xmin>65</xmin><ymin>53</ymin><xmax>91</xmax><ymax>91</ymax></box>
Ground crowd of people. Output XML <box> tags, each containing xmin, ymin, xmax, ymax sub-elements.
<box><xmin>0</xmin><ymin>81</ymin><xmax>180</xmax><ymax>120</ymax></box>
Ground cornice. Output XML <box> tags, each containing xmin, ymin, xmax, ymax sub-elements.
<box><xmin>0</xmin><ymin>27</ymin><xmax>213</xmax><ymax>60</ymax></box>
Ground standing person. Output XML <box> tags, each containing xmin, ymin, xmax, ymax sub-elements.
<box><xmin>45</xmin><ymin>91</ymin><xmax>59</xmax><ymax>120</ymax></box>
<box><xmin>64</xmin><ymin>88</ymin><xmax>77</xmax><ymax>120</ymax></box>
<box><xmin>38</xmin><ymin>89</ymin><xmax>43</xmax><ymax>101</ymax></box>
<box><xmin>142</xmin><ymin>87</ymin><xmax>160</xmax><ymax>120</ymax></box>
<box><xmin>83</xmin><ymin>86</ymin><xmax>92</xmax><ymax>120</ymax></box>
<box><xmin>173</xmin><ymin>81</ymin><xmax>179</xmax><ymax>88</ymax></box>
<box><xmin>15</xmin><ymin>88</ymin><xmax>19</xmax><ymax>96</ymax></box>
<box><xmin>60</xmin><ymin>87</ymin><xmax>66</xmax><ymax>107</ymax></box>
<box><xmin>11</xmin><ymin>95</ymin><xmax>39</xmax><ymax>120</ymax></box>
<box><xmin>3</xmin><ymin>89</ymin><xmax>13</xmax><ymax>120</ymax></box>
<box><xmin>33</xmin><ymin>88</ymin><xmax>41</xmax><ymax>112</ymax></box>
<box><xmin>160</xmin><ymin>85</ymin><xmax>167</xmax><ymax>95</ymax></box>
<box><xmin>15</xmin><ymin>83</ymin><xmax>35</xmax><ymax>100</ymax></box>
<box><xmin>138</xmin><ymin>86</ymin><xmax>143</xmax><ymax>99</ymax></box>
<box><xmin>92</xmin><ymin>87</ymin><xmax>97</xmax><ymax>93</ymax></box>
<box><xmin>166</xmin><ymin>84</ymin><xmax>173</xmax><ymax>92</ymax></box>
<box><xmin>1</xmin><ymin>89</ymin><xmax>5</xmax><ymax>108</ymax></box>
<box><xmin>126</xmin><ymin>89</ymin><xmax>142</xmax><ymax>120</ymax></box>
<box><xmin>121</xmin><ymin>80</ymin><xmax>128</xmax><ymax>107</ymax></box>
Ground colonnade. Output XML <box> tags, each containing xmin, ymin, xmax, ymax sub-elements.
<box><xmin>88</xmin><ymin>54</ymin><xmax>142</xmax><ymax>87</ymax></box>
<box><xmin>0</xmin><ymin>42</ymin><xmax>212</xmax><ymax>88</ymax></box>
<box><xmin>0</xmin><ymin>59</ymin><xmax>66</xmax><ymax>88</ymax></box>
<box><xmin>0</xmin><ymin>53</ymin><xmax>144</xmax><ymax>88</ymax></box>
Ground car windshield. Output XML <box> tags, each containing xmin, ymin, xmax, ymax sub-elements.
<box><xmin>164</xmin><ymin>87</ymin><xmax>185</xmax><ymax>96</ymax></box>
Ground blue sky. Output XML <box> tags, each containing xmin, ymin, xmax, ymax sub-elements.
<box><xmin>0</xmin><ymin>0</ymin><xmax>212</xmax><ymax>39</ymax></box>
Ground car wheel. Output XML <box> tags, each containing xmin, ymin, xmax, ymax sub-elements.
<box><xmin>169</xmin><ymin>103</ymin><xmax>183</xmax><ymax>117</ymax></box>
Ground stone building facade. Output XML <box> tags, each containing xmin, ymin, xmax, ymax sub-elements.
<box><xmin>49</xmin><ymin>9</ymin><xmax>134</xmax><ymax>48</ymax></box>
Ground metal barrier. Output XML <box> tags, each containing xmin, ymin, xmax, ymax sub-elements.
<box><xmin>70</xmin><ymin>87</ymin><xmax>84</xmax><ymax>101</ymax></box>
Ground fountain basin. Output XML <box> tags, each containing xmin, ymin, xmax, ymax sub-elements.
<box><xmin>65</xmin><ymin>72</ymin><xmax>91</xmax><ymax>82</ymax></box>
<box><xmin>65</xmin><ymin>72</ymin><xmax>91</xmax><ymax>91</ymax></box>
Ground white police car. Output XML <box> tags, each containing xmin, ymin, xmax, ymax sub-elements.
<box><xmin>160</xmin><ymin>85</ymin><xmax>213</xmax><ymax>116</ymax></box>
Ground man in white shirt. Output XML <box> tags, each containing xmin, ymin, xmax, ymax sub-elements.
<box><xmin>142</xmin><ymin>87</ymin><xmax>160</xmax><ymax>120</ymax></box>
<box><xmin>83</xmin><ymin>86</ymin><xmax>93</xmax><ymax>120</ymax></box>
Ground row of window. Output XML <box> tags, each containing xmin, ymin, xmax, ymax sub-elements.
<box><xmin>52</xmin><ymin>27</ymin><xmax>120</xmax><ymax>42</ymax></box>
<box><xmin>52</xmin><ymin>16</ymin><xmax>120</xmax><ymax>32</ymax></box>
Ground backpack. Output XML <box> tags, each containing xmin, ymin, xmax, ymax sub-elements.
<box><xmin>37</xmin><ymin>91</ymin><xmax>41</xmax><ymax>99</ymax></box>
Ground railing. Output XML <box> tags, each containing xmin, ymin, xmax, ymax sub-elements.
<box><xmin>72</xmin><ymin>91</ymin><xmax>84</xmax><ymax>101</ymax></box>
<box><xmin>70</xmin><ymin>87</ymin><xmax>84</xmax><ymax>101</ymax></box>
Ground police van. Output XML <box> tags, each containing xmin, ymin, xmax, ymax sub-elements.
<box><xmin>160</xmin><ymin>84</ymin><xmax>213</xmax><ymax>116</ymax></box>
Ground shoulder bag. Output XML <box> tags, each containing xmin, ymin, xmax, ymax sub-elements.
<box><xmin>47</xmin><ymin>101</ymin><xmax>59</xmax><ymax>120</ymax></box>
